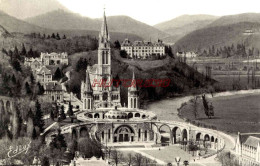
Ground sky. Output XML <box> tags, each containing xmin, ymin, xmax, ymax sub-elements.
<box><xmin>57</xmin><ymin>0</ymin><xmax>260</xmax><ymax>25</ymax></box>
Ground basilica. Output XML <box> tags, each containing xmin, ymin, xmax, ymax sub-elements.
<box><xmin>77</xmin><ymin>11</ymin><xmax>159</xmax><ymax>145</ymax></box>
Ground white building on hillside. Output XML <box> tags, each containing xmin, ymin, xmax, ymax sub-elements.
<box><xmin>41</xmin><ymin>52</ymin><xmax>69</xmax><ymax>65</ymax></box>
<box><xmin>24</xmin><ymin>52</ymin><xmax>69</xmax><ymax>69</ymax></box>
<box><xmin>176</xmin><ymin>51</ymin><xmax>197</xmax><ymax>58</ymax></box>
<box><xmin>121</xmin><ymin>39</ymin><xmax>165</xmax><ymax>59</ymax></box>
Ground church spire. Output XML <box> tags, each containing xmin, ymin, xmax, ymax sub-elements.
<box><xmin>100</xmin><ymin>9</ymin><xmax>109</xmax><ymax>41</ymax></box>
<box><xmin>85</xmin><ymin>70</ymin><xmax>92</xmax><ymax>93</ymax></box>
<box><xmin>130</xmin><ymin>71</ymin><xmax>137</xmax><ymax>91</ymax></box>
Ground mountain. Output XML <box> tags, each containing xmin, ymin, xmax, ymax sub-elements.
<box><xmin>155</xmin><ymin>14</ymin><xmax>217</xmax><ymax>31</ymax></box>
<box><xmin>0</xmin><ymin>10</ymin><xmax>47</xmax><ymax>34</ymax></box>
<box><xmin>0</xmin><ymin>10</ymin><xmax>141</xmax><ymax>42</ymax></box>
<box><xmin>25</xmin><ymin>10</ymin><xmax>100</xmax><ymax>31</ymax></box>
<box><xmin>0</xmin><ymin>24</ymin><xmax>11</xmax><ymax>37</ymax></box>
<box><xmin>25</xmin><ymin>10</ymin><xmax>168</xmax><ymax>40</ymax></box>
<box><xmin>174</xmin><ymin>22</ymin><xmax>260</xmax><ymax>52</ymax></box>
<box><xmin>174</xmin><ymin>13</ymin><xmax>260</xmax><ymax>52</ymax></box>
<box><xmin>154</xmin><ymin>15</ymin><xmax>218</xmax><ymax>43</ymax></box>
<box><xmin>208</xmin><ymin>13</ymin><xmax>260</xmax><ymax>27</ymax></box>
<box><xmin>0</xmin><ymin>0</ymin><xmax>68</xmax><ymax>19</ymax></box>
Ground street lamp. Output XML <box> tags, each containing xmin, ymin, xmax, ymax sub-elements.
<box><xmin>175</xmin><ymin>157</ymin><xmax>181</xmax><ymax>166</ymax></box>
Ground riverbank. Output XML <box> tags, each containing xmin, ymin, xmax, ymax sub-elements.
<box><xmin>179</xmin><ymin>89</ymin><xmax>260</xmax><ymax>135</ymax></box>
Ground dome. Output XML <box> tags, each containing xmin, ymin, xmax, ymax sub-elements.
<box><xmin>105</xmin><ymin>107</ymin><xmax>127</xmax><ymax>119</ymax></box>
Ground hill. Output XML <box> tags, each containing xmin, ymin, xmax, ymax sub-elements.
<box><xmin>0</xmin><ymin>24</ymin><xmax>11</xmax><ymax>37</ymax></box>
<box><xmin>208</xmin><ymin>13</ymin><xmax>260</xmax><ymax>27</ymax></box>
<box><xmin>154</xmin><ymin>15</ymin><xmax>218</xmax><ymax>43</ymax></box>
<box><xmin>173</xmin><ymin>22</ymin><xmax>260</xmax><ymax>52</ymax></box>
<box><xmin>66</xmin><ymin>49</ymin><xmax>213</xmax><ymax>106</ymax></box>
<box><xmin>155</xmin><ymin>14</ymin><xmax>217</xmax><ymax>31</ymax></box>
<box><xmin>0</xmin><ymin>0</ymin><xmax>68</xmax><ymax>19</ymax></box>
<box><xmin>25</xmin><ymin>10</ymin><xmax>168</xmax><ymax>40</ymax></box>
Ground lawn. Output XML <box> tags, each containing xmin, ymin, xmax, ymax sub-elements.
<box><xmin>180</xmin><ymin>93</ymin><xmax>260</xmax><ymax>134</ymax></box>
<box><xmin>140</xmin><ymin>146</ymin><xmax>194</xmax><ymax>164</ymax></box>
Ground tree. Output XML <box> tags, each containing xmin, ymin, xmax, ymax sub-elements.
<box><xmin>62</xmin><ymin>35</ymin><xmax>66</xmax><ymax>39</ymax></box>
<box><xmin>25</xmin><ymin>82</ymin><xmax>32</xmax><ymax>95</ymax></box>
<box><xmin>12</xmin><ymin>107</ymin><xmax>22</xmax><ymax>138</ymax></box>
<box><xmin>35</xmin><ymin>100</ymin><xmax>45</xmax><ymax>133</ymax></box>
<box><xmin>134</xmin><ymin>153</ymin><xmax>144</xmax><ymax>166</ymax></box>
<box><xmin>53</xmin><ymin>68</ymin><xmax>63</xmax><ymax>80</ymax></box>
<box><xmin>51</xmin><ymin>33</ymin><xmax>56</xmax><ymax>39</ymax></box>
<box><xmin>54</xmin><ymin>104</ymin><xmax>59</xmax><ymax>118</ymax></box>
<box><xmin>183</xmin><ymin>160</ymin><xmax>189</xmax><ymax>166</ymax></box>
<box><xmin>59</xmin><ymin>105</ymin><xmax>66</xmax><ymax>121</ymax></box>
<box><xmin>188</xmin><ymin>143</ymin><xmax>199</xmax><ymax>156</ymax></box>
<box><xmin>32</xmin><ymin>127</ymin><xmax>37</xmax><ymax>139</ymax></box>
<box><xmin>111</xmin><ymin>149</ymin><xmax>123</xmax><ymax>166</ymax></box>
<box><xmin>76</xmin><ymin>58</ymin><xmax>88</xmax><ymax>72</ymax></box>
<box><xmin>67</xmin><ymin>102</ymin><xmax>74</xmax><ymax>123</ymax></box>
<box><xmin>13</xmin><ymin>46</ymin><xmax>20</xmax><ymax>60</ymax></box>
<box><xmin>27</xmin><ymin>117</ymin><xmax>34</xmax><ymax>138</ymax></box>
<box><xmin>56</xmin><ymin>33</ymin><xmax>61</xmax><ymax>40</ymax></box>
<box><xmin>191</xmin><ymin>96</ymin><xmax>199</xmax><ymax>119</ymax></box>
<box><xmin>125</xmin><ymin>153</ymin><xmax>134</xmax><ymax>166</ymax></box>
<box><xmin>78</xmin><ymin>138</ymin><xmax>102</xmax><ymax>158</ymax></box>
<box><xmin>12</xmin><ymin>59</ymin><xmax>22</xmax><ymax>72</ymax></box>
<box><xmin>202</xmin><ymin>94</ymin><xmax>214</xmax><ymax>119</ymax></box>
<box><xmin>30</xmin><ymin>73</ymin><xmax>35</xmax><ymax>84</ymax></box>
<box><xmin>217</xmin><ymin>151</ymin><xmax>239</xmax><ymax>166</ymax></box>
<box><xmin>50</xmin><ymin>110</ymin><xmax>54</xmax><ymax>121</ymax></box>
<box><xmin>37</xmin><ymin>82</ymin><xmax>45</xmax><ymax>95</ymax></box>
<box><xmin>50</xmin><ymin>129</ymin><xmax>67</xmax><ymax>151</ymax></box>
<box><xmin>114</xmin><ymin>40</ymin><xmax>121</xmax><ymax>49</ymax></box>
<box><xmin>11</xmin><ymin>74</ymin><xmax>16</xmax><ymax>84</ymax></box>
<box><xmin>21</xmin><ymin>43</ymin><xmax>27</xmax><ymax>55</ymax></box>
<box><xmin>41</xmin><ymin>156</ymin><xmax>50</xmax><ymax>166</ymax></box>
<box><xmin>120</xmin><ymin>50</ymin><xmax>128</xmax><ymax>58</ymax></box>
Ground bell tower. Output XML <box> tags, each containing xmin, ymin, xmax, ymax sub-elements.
<box><xmin>128</xmin><ymin>72</ymin><xmax>139</xmax><ymax>109</ymax></box>
<box><xmin>81</xmin><ymin>70</ymin><xmax>93</xmax><ymax>110</ymax></box>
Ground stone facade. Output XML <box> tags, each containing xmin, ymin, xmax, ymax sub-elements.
<box><xmin>235</xmin><ymin>132</ymin><xmax>260</xmax><ymax>166</ymax></box>
<box><xmin>81</xmin><ymin>11</ymin><xmax>121</xmax><ymax>110</ymax></box>
<box><xmin>36</xmin><ymin>66</ymin><xmax>52</xmax><ymax>84</ymax></box>
<box><xmin>121</xmin><ymin>39</ymin><xmax>165</xmax><ymax>59</ymax></box>
<box><xmin>41</xmin><ymin>52</ymin><xmax>68</xmax><ymax>65</ymax></box>
<box><xmin>44</xmin><ymin>81</ymin><xmax>64</xmax><ymax>103</ymax></box>
<box><xmin>24</xmin><ymin>52</ymin><xmax>69</xmax><ymax>69</ymax></box>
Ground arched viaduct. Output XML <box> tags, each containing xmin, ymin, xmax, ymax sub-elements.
<box><xmin>54</xmin><ymin>120</ymin><xmax>225</xmax><ymax>151</ymax></box>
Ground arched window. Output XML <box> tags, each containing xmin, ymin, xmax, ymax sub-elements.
<box><xmin>88</xmin><ymin>99</ymin><xmax>90</xmax><ymax>109</ymax></box>
<box><xmin>106</xmin><ymin>51</ymin><xmax>108</xmax><ymax>64</ymax></box>
<box><xmin>134</xmin><ymin>98</ymin><xmax>136</xmax><ymax>108</ymax></box>
<box><xmin>102</xmin><ymin>52</ymin><xmax>105</xmax><ymax>64</ymax></box>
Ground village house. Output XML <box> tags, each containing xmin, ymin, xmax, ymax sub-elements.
<box><xmin>24</xmin><ymin>52</ymin><xmax>69</xmax><ymax>69</ymax></box>
<box><xmin>176</xmin><ymin>51</ymin><xmax>197</xmax><ymax>58</ymax></box>
<box><xmin>41</xmin><ymin>52</ymin><xmax>69</xmax><ymax>65</ymax></box>
<box><xmin>36</xmin><ymin>66</ymin><xmax>52</xmax><ymax>84</ymax></box>
<box><xmin>44</xmin><ymin>81</ymin><xmax>64</xmax><ymax>103</ymax></box>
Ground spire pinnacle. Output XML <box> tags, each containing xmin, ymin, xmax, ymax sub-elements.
<box><xmin>130</xmin><ymin>71</ymin><xmax>137</xmax><ymax>91</ymax></box>
<box><xmin>100</xmin><ymin>8</ymin><xmax>109</xmax><ymax>40</ymax></box>
<box><xmin>85</xmin><ymin>71</ymin><xmax>92</xmax><ymax>92</ymax></box>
